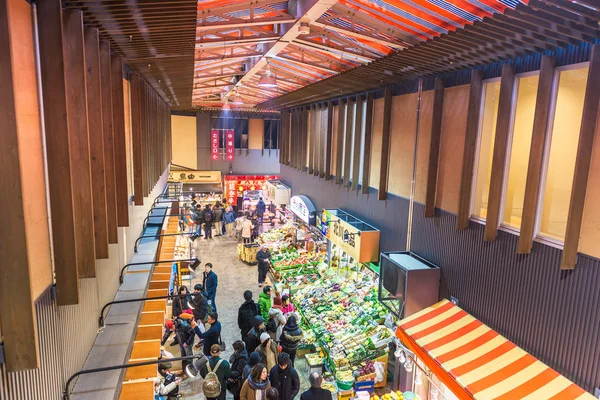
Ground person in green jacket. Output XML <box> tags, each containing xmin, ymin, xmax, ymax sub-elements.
<box><xmin>258</xmin><ymin>286</ymin><xmax>273</xmax><ymax>320</ymax></box>
<box><xmin>200</xmin><ymin>344</ymin><xmax>232</xmax><ymax>400</ymax></box>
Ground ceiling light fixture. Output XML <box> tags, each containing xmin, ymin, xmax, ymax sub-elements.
<box><xmin>258</xmin><ymin>59</ymin><xmax>278</xmax><ymax>88</ymax></box>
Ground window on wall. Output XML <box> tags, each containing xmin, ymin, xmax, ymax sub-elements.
<box><xmin>537</xmin><ymin>65</ymin><xmax>589</xmax><ymax>242</ymax></box>
<box><xmin>263</xmin><ymin>119</ymin><xmax>280</xmax><ymax>150</ymax></box>
<box><xmin>210</xmin><ymin>116</ymin><xmax>249</xmax><ymax>148</ymax></box>
<box><xmin>501</xmin><ymin>73</ymin><xmax>539</xmax><ymax>229</ymax></box>
<box><xmin>472</xmin><ymin>79</ymin><xmax>501</xmax><ymax>220</ymax></box>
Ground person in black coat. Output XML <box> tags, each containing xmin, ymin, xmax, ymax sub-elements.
<box><xmin>175</xmin><ymin>317</ymin><xmax>195</xmax><ymax>370</ymax></box>
<box><xmin>245</xmin><ymin>316</ymin><xmax>265</xmax><ymax>353</ymax></box>
<box><xmin>300</xmin><ymin>372</ymin><xmax>332</xmax><ymax>400</ymax></box>
<box><xmin>269</xmin><ymin>353</ymin><xmax>300</xmax><ymax>400</ymax></box>
<box><xmin>238</xmin><ymin>290</ymin><xmax>260</xmax><ymax>342</ymax></box>
<box><xmin>192</xmin><ymin>312</ymin><xmax>221</xmax><ymax>357</ymax></box>
<box><xmin>203</xmin><ymin>263</ymin><xmax>219</xmax><ymax>311</ymax></box>
<box><xmin>228</xmin><ymin>340</ymin><xmax>249</xmax><ymax>400</ymax></box>
<box><xmin>189</xmin><ymin>284</ymin><xmax>209</xmax><ymax>323</ymax></box>
<box><xmin>280</xmin><ymin>315</ymin><xmax>303</xmax><ymax>366</ymax></box>
<box><xmin>172</xmin><ymin>285</ymin><xmax>192</xmax><ymax>318</ymax></box>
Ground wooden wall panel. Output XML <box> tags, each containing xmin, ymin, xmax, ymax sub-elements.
<box><xmin>0</xmin><ymin>0</ymin><xmax>39</xmax><ymax>370</ymax></box>
<box><xmin>379</xmin><ymin>88</ymin><xmax>393</xmax><ymax>200</ymax></box>
<box><xmin>171</xmin><ymin>115</ymin><xmax>197</xmax><ymax>169</ymax></box>
<box><xmin>111</xmin><ymin>55</ymin><xmax>129</xmax><ymax>227</ymax></box>
<box><xmin>320</xmin><ymin>104</ymin><xmax>327</xmax><ymax>179</ymax></box>
<box><xmin>518</xmin><ymin>56</ymin><xmax>556</xmax><ymax>253</ymax></box>
<box><xmin>331</xmin><ymin>105</ymin><xmax>339</xmax><ymax>179</ymax></box>
<box><xmin>369</xmin><ymin>98</ymin><xmax>384</xmax><ymax>189</ymax></box>
<box><xmin>579</xmin><ymin>109</ymin><xmax>600</xmax><ymax>258</ymax></box>
<box><xmin>36</xmin><ymin>0</ymin><xmax>79</xmax><ymax>305</ymax></box>
<box><xmin>325</xmin><ymin>102</ymin><xmax>334</xmax><ymax>180</ymax></box>
<box><xmin>484</xmin><ymin>64</ymin><xmax>515</xmax><ymax>241</ymax></box>
<box><xmin>314</xmin><ymin>105</ymin><xmax>321</xmax><ymax>177</ymax></box>
<box><xmin>335</xmin><ymin>101</ymin><xmax>345</xmax><ymax>183</ymax></box>
<box><xmin>362</xmin><ymin>93</ymin><xmax>374</xmax><ymax>194</ymax></box>
<box><xmin>63</xmin><ymin>10</ymin><xmax>96</xmax><ymax>278</ymax></box>
<box><xmin>352</xmin><ymin>97</ymin><xmax>363</xmax><ymax>190</ymax></box>
<box><xmin>388</xmin><ymin>93</ymin><xmax>418</xmax><ymax>198</ymax></box>
<box><xmin>435</xmin><ymin>85</ymin><xmax>469</xmax><ymax>214</ymax></box>
<box><xmin>561</xmin><ymin>44</ymin><xmax>600</xmax><ymax>270</ymax></box>
<box><xmin>84</xmin><ymin>27</ymin><xmax>109</xmax><ymax>259</ymax></box>
<box><xmin>99</xmin><ymin>41</ymin><xmax>118</xmax><ymax>244</ymax></box>
<box><xmin>414</xmin><ymin>91</ymin><xmax>434</xmax><ymax>204</ymax></box>
<box><xmin>309</xmin><ymin>106</ymin><xmax>315</xmax><ymax>174</ymax></box>
<box><xmin>456</xmin><ymin>70</ymin><xmax>484</xmax><ymax>230</ymax></box>
<box><xmin>344</xmin><ymin>98</ymin><xmax>355</xmax><ymax>187</ymax></box>
<box><xmin>248</xmin><ymin>118</ymin><xmax>264</xmax><ymax>150</ymax></box>
<box><xmin>424</xmin><ymin>78</ymin><xmax>445</xmax><ymax>217</ymax></box>
<box><xmin>131</xmin><ymin>74</ymin><xmax>144</xmax><ymax>205</ymax></box>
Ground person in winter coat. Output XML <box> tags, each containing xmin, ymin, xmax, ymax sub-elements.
<box><xmin>172</xmin><ymin>285</ymin><xmax>192</xmax><ymax>318</ymax></box>
<box><xmin>238</xmin><ymin>290</ymin><xmax>260</xmax><ymax>343</ymax></box>
<box><xmin>243</xmin><ymin>351</ymin><xmax>262</xmax><ymax>381</ymax></box>
<box><xmin>192</xmin><ymin>312</ymin><xmax>221</xmax><ymax>357</ymax></box>
<box><xmin>256</xmin><ymin>198</ymin><xmax>267</xmax><ymax>222</ymax></box>
<box><xmin>269</xmin><ymin>353</ymin><xmax>300</xmax><ymax>400</ymax></box>
<box><xmin>154</xmin><ymin>362</ymin><xmax>181</xmax><ymax>400</ymax></box>
<box><xmin>228</xmin><ymin>341</ymin><xmax>249</xmax><ymax>400</ymax></box>
<box><xmin>279</xmin><ymin>315</ymin><xmax>303</xmax><ymax>366</ymax></box>
<box><xmin>175</xmin><ymin>315</ymin><xmax>195</xmax><ymax>370</ymax></box>
<box><xmin>300</xmin><ymin>372</ymin><xmax>332</xmax><ymax>400</ymax></box>
<box><xmin>255</xmin><ymin>333</ymin><xmax>279</xmax><ymax>372</ymax></box>
<box><xmin>203</xmin><ymin>263</ymin><xmax>218</xmax><ymax>311</ymax></box>
<box><xmin>189</xmin><ymin>284</ymin><xmax>210</xmax><ymax>323</ymax></box>
<box><xmin>245</xmin><ymin>316</ymin><xmax>265</xmax><ymax>352</ymax></box>
<box><xmin>280</xmin><ymin>295</ymin><xmax>295</xmax><ymax>316</ymax></box>
<box><xmin>224</xmin><ymin>207</ymin><xmax>236</xmax><ymax>238</ymax></box>
<box><xmin>251</xmin><ymin>215</ymin><xmax>260</xmax><ymax>241</ymax></box>
<box><xmin>267</xmin><ymin>296</ymin><xmax>286</xmax><ymax>342</ymax></box>
<box><xmin>242</xmin><ymin>216</ymin><xmax>253</xmax><ymax>244</ymax></box>
<box><xmin>200</xmin><ymin>344</ymin><xmax>232</xmax><ymax>400</ymax></box>
<box><xmin>256</xmin><ymin>245</ymin><xmax>271</xmax><ymax>288</ymax></box>
<box><xmin>235</xmin><ymin>214</ymin><xmax>245</xmax><ymax>239</ymax></box>
<box><xmin>213</xmin><ymin>203</ymin><xmax>224</xmax><ymax>237</ymax></box>
<box><xmin>203</xmin><ymin>204</ymin><xmax>214</xmax><ymax>239</ymax></box>
<box><xmin>193</xmin><ymin>205</ymin><xmax>204</xmax><ymax>236</ymax></box>
<box><xmin>240</xmin><ymin>364</ymin><xmax>271</xmax><ymax>400</ymax></box>
<box><xmin>258</xmin><ymin>286</ymin><xmax>273</xmax><ymax>319</ymax></box>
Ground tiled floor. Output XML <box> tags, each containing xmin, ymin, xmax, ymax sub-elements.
<box><xmin>165</xmin><ymin>233</ymin><xmax>310</xmax><ymax>399</ymax></box>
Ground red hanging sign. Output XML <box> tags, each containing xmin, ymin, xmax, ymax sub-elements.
<box><xmin>226</xmin><ymin>129</ymin><xmax>235</xmax><ymax>161</ymax></box>
<box><xmin>211</xmin><ymin>129</ymin><xmax>219</xmax><ymax>160</ymax></box>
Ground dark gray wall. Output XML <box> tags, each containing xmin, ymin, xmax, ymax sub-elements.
<box><xmin>280</xmin><ymin>164</ymin><xmax>600</xmax><ymax>393</ymax></box>
<box><xmin>196</xmin><ymin>113</ymin><xmax>280</xmax><ymax>175</ymax></box>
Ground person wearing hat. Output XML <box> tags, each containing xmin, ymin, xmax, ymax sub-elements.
<box><xmin>255</xmin><ymin>333</ymin><xmax>279</xmax><ymax>372</ymax></box>
<box><xmin>267</xmin><ymin>295</ymin><xmax>286</xmax><ymax>342</ymax></box>
<box><xmin>279</xmin><ymin>315</ymin><xmax>303</xmax><ymax>366</ymax></box>
<box><xmin>154</xmin><ymin>362</ymin><xmax>181</xmax><ymax>399</ymax></box>
<box><xmin>192</xmin><ymin>312</ymin><xmax>222</xmax><ymax>357</ymax></box>
<box><xmin>243</xmin><ymin>351</ymin><xmax>262</xmax><ymax>381</ymax></box>
<box><xmin>200</xmin><ymin>344</ymin><xmax>232</xmax><ymax>400</ymax></box>
<box><xmin>245</xmin><ymin>315</ymin><xmax>266</xmax><ymax>352</ymax></box>
<box><xmin>228</xmin><ymin>341</ymin><xmax>249</xmax><ymax>400</ymax></box>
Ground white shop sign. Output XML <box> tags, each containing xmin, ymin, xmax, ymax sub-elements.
<box><xmin>289</xmin><ymin>195</ymin><xmax>316</xmax><ymax>225</ymax></box>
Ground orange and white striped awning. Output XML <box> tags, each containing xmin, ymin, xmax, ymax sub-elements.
<box><xmin>396</xmin><ymin>299</ymin><xmax>595</xmax><ymax>400</ymax></box>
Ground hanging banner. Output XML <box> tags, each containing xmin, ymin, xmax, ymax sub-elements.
<box><xmin>226</xmin><ymin>129</ymin><xmax>235</xmax><ymax>161</ymax></box>
<box><xmin>211</xmin><ymin>129</ymin><xmax>219</xmax><ymax>160</ymax></box>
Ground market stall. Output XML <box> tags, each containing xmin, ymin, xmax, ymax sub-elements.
<box><xmin>264</xmin><ymin>180</ymin><xmax>291</xmax><ymax>225</ymax></box>
<box><xmin>168</xmin><ymin>170</ymin><xmax>223</xmax><ymax>204</ymax></box>
<box><xmin>223</xmin><ymin>174</ymin><xmax>279</xmax><ymax>213</ymax></box>
<box><xmin>395</xmin><ymin>299</ymin><xmax>596</xmax><ymax>400</ymax></box>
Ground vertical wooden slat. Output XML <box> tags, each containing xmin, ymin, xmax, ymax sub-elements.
<box><xmin>456</xmin><ymin>71</ymin><xmax>484</xmax><ymax>230</ymax></box>
<box><xmin>379</xmin><ymin>87</ymin><xmax>393</xmax><ymax>200</ymax></box>
<box><xmin>561</xmin><ymin>45</ymin><xmax>600</xmax><ymax>270</ymax></box>
<box><xmin>84</xmin><ymin>27</ymin><xmax>108</xmax><ymax>259</ymax></box>
<box><xmin>484</xmin><ymin>64</ymin><xmax>515</xmax><ymax>241</ymax></box>
<box><xmin>302</xmin><ymin>107</ymin><xmax>309</xmax><ymax>171</ymax></box>
<box><xmin>324</xmin><ymin>102</ymin><xmax>334</xmax><ymax>180</ymax></box>
<box><xmin>352</xmin><ymin>96</ymin><xmax>363</xmax><ymax>190</ymax></box>
<box><xmin>36</xmin><ymin>0</ymin><xmax>79</xmax><ymax>305</ymax></box>
<box><xmin>131</xmin><ymin>74</ymin><xmax>144</xmax><ymax>205</ymax></box>
<box><xmin>344</xmin><ymin>97</ymin><xmax>355</xmax><ymax>187</ymax></box>
<box><xmin>309</xmin><ymin>105</ymin><xmax>315</xmax><ymax>174</ymax></box>
<box><xmin>518</xmin><ymin>56</ymin><xmax>556</xmax><ymax>253</ymax></box>
<box><xmin>314</xmin><ymin>104</ymin><xmax>320</xmax><ymax>177</ymax></box>
<box><xmin>63</xmin><ymin>10</ymin><xmax>96</xmax><ymax>277</ymax></box>
<box><xmin>291</xmin><ymin>110</ymin><xmax>297</xmax><ymax>169</ymax></box>
<box><xmin>362</xmin><ymin>93</ymin><xmax>374</xmax><ymax>194</ymax></box>
<box><xmin>0</xmin><ymin>0</ymin><xmax>38</xmax><ymax>369</ymax></box>
<box><xmin>99</xmin><ymin>41</ymin><xmax>118</xmax><ymax>244</ymax></box>
<box><xmin>319</xmin><ymin>103</ymin><xmax>326</xmax><ymax>179</ymax></box>
<box><xmin>424</xmin><ymin>78</ymin><xmax>445</xmax><ymax>216</ymax></box>
<box><xmin>112</xmin><ymin>55</ymin><xmax>129</xmax><ymax>226</ymax></box>
<box><xmin>335</xmin><ymin>99</ymin><xmax>345</xmax><ymax>184</ymax></box>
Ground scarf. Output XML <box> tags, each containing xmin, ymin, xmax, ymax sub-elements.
<box><xmin>248</xmin><ymin>375</ymin><xmax>269</xmax><ymax>400</ymax></box>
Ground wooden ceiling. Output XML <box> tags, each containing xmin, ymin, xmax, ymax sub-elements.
<box><xmin>63</xmin><ymin>0</ymin><xmax>599</xmax><ymax>111</ymax></box>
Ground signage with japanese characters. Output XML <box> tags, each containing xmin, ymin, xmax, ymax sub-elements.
<box><xmin>289</xmin><ymin>195</ymin><xmax>316</xmax><ymax>225</ymax></box>
<box><xmin>226</xmin><ymin>129</ymin><xmax>235</xmax><ymax>161</ymax></box>
<box><xmin>168</xmin><ymin>170</ymin><xmax>222</xmax><ymax>183</ymax></box>
<box><xmin>224</xmin><ymin>175</ymin><xmax>280</xmax><ymax>206</ymax></box>
<box><xmin>322</xmin><ymin>209</ymin><xmax>380</xmax><ymax>263</ymax></box>
<box><xmin>211</xmin><ymin>129</ymin><xmax>219</xmax><ymax>160</ymax></box>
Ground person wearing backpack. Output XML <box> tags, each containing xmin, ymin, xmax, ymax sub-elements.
<box><xmin>203</xmin><ymin>204</ymin><xmax>214</xmax><ymax>239</ymax></box>
<box><xmin>154</xmin><ymin>362</ymin><xmax>181</xmax><ymax>400</ymax></box>
<box><xmin>266</xmin><ymin>296</ymin><xmax>286</xmax><ymax>342</ymax></box>
<box><xmin>200</xmin><ymin>344</ymin><xmax>231</xmax><ymax>400</ymax></box>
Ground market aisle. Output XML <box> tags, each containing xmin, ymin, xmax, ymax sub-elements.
<box><xmin>175</xmin><ymin>234</ymin><xmax>309</xmax><ymax>399</ymax></box>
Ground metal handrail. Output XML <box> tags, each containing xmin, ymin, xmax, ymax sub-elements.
<box><xmin>143</xmin><ymin>213</ymin><xmax>190</xmax><ymax>230</ymax></box>
<box><xmin>98</xmin><ymin>293</ymin><xmax>191</xmax><ymax>328</ymax></box>
<box><xmin>62</xmin><ymin>354</ymin><xmax>200</xmax><ymax>400</ymax></box>
<box><xmin>133</xmin><ymin>232</ymin><xmax>191</xmax><ymax>253</ymax></box>
<box><xmin>119</xmin><ymin>257</ymin><xmax>199</xmax><ymax>284</ymax></box>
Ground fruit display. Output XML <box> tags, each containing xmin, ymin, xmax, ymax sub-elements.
<box><xmin>372</xmin><ymin>392</ymin><xmax>420</xmax><ymax>400</ymax></box>
<box><xmin>272</xmin><ymin>250</ymin><xmax>326</xmax><ymax>271</ymax></box>
<box><xmin>278</xmin><ymin>266</ymin><xmax>322</xmax><ymax>287</ymax></box>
